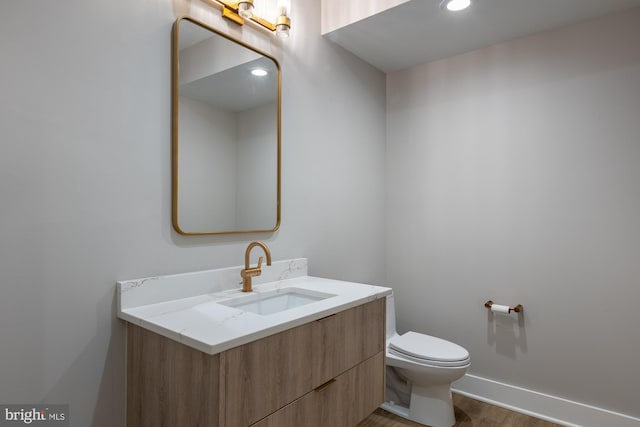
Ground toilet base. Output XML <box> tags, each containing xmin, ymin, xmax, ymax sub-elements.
<box><xmin>381</xmin><ymin>383</ymin><xmax>456</xmax><ymax>427</ymax></box>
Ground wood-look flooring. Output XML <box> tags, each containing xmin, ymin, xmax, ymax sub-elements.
<box><xmin>358</xmin><ymin>393</ymin><xmax>563</xmax><ymax>427</ymax></box>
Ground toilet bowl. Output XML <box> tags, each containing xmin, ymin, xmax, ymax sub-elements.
<box><xmin>381</xmin><ymin>293</ymin><xmax>470</xmax><ymax>427</ymax></box>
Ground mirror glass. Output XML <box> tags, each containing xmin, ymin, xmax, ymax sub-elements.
<box><xmin>172</xmin><ymin>17</ymin><xmax>281</xmax><ymax>235</ymax></box>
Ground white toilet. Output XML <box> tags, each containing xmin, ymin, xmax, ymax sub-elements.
<box><xmin>381</xmin><ymin>293</ymin><xmax>470</xmax><ymax>427</ymax></box>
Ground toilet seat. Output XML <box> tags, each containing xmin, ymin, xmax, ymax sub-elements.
<box><xmin>389</xmin><ymin>331</ymin><xmax>470</xmax><ymax>367</ymax></box>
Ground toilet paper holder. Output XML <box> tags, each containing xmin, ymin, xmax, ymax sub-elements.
<box><xmin>484</xmin><ymin>300</ymin><xmax>523</xmax><ymax>314</ymax></box>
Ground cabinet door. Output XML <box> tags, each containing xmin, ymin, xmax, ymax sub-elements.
<box><xmin>312</xmin><ymin>298</ymin><xmax>385</xmax><ymax>388</ymax></box>
<box><xmin>252</xmin><ymin>352</ymin><xmax>385</xmax><ymax>427</ymax></box>
<box><xmin>223</xmin><ymin>322</ymin><xmax>315</xmax><ymax>426</ymax></box>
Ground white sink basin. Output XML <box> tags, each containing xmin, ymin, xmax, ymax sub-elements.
<box><xmin>220</xmin><ymin>287</ymin><xmax>337</xmax><ymax>315</ymax></box>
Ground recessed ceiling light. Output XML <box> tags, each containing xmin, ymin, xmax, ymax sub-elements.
<box><xmin>251</xmin><ymin>68</ymin><xmax>268</xmax><ymax>77</ymax></box>
<box><xmin>441</xmin><ymin>0</ymin><xmax>472</xmax><ymax>12</ymax></box>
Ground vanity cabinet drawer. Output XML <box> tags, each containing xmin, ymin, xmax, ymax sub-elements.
<box><xmin>251</xmin><ymin>352</ymin><xmax>385</xmax><ymax>427</ymax></box>
<box><xmin>319</xmin><ymin>351</ymin><xmax>385</xmax><ymax>426</ymax></box>
<box><xmin>311</xmin><ymin>298</ymin><xmax>385</xmax><ymax>388</ymax></box>
<box><xmin>223</xmin><ymin>322</ymin><xmax>315</xmax><ymax>426</ymax></box>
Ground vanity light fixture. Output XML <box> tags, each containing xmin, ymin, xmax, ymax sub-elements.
<box><xmin>237</xmin><ymin>0</ymin><xmax>254</xmax><ymax>18</ymax></box>
<box><xmin>275</xmin><ymin>0</ymin><xmax>291</xmax><ymax>37</ymax></box>
<box><xmin>441</xmin><ymin>0</ymin><xmax>472</xmax><ymax>12</ymax></box>
<box><xmin>211</xmin><ymin>0</ymin><xmax>292</xmax><ymax>37</ymax></box>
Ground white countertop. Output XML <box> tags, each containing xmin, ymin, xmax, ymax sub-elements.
<box><xmin>117</xmin><ymin>260</ymin><xmax>392</xmax><ymax>355</ymax></box>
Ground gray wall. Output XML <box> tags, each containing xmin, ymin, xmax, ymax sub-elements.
<box><xmin>236</xmin><ymin>102</ymin><xmax>278</xmax><ymax>230</ymax></box>
<box><xmin>0</xmin><ymin>1</ymin><xmax>386</xmax><ymax>426</ymax></box>
<box><xmin>178</xmin><ymin>96</ymin><xmax>237</xmax><ymax>231</ymax></box>
<box><xmin>386</xmin><ymin>8</ymin><xmax>640</xmax><ymax>418</ymax></box>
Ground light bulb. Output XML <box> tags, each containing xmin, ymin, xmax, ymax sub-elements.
<box><xmin>276</xmin><ymin>0</ymin><xmax>291</xmax><ymax>16</ymax></box>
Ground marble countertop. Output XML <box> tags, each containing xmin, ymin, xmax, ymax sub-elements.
<box><xmin>117</xmin><ymin>259</ymin><xmax>392</xmax><ymax>355</ymax></box>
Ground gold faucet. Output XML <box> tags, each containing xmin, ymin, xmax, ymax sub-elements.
<box><xmin>240</xmin><ymin>241</ymin><xmax>272</xmax><ymax>292</ymax></box>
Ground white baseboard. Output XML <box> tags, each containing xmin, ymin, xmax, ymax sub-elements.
<box><xmin>451</xmin><ymin>374</ymin><xmax>640</xmax><ymax>427</ymax></box>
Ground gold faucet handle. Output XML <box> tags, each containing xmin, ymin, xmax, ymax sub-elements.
<box><xmin>256</xmin><ymin>256</ymin><xmax>263</xmax><ymax>269</ymax></box>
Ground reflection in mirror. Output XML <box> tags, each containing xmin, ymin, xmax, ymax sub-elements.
<box><xmin>172</xmin><ymin>17</ymin><xmax>281</xmax><ymax>235</ymax></box>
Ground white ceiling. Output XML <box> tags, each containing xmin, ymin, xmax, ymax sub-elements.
<box><xmin>180</xmin><ymin>56</ymin><xmax>278</xmax><ymax>112</ymax></box>
<box><xmin>324</xmin><ymin>0</ymin><xmax>640</xmax><ymax>72</ymax></box>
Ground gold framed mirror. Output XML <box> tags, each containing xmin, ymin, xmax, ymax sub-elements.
<box><xmin>172</xmin><ymin>16</ymin><xmax>281</xmax><ymax>235</ymax></box>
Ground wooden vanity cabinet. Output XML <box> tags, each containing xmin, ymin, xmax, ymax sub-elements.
<box><xmin>126</xmin><ymin>298</ymin><xmax>385</xmax><ymax>427</ymax></box>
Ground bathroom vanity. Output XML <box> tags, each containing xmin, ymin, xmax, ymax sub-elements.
<box><xmin>117</xmin><ymin>259</ymin><xmax>391</xmax><ymax>426</ymax></box>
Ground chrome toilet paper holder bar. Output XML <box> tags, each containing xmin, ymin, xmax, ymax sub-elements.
<box><xmin>484</xmin><ymin>300</ymin><xmax>523</xmax><ymax>313</ymax></box>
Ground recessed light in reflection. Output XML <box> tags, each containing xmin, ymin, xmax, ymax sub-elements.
<box><xmin>251</xmin><ymin>69</ymin><xmax>268</xmax><ymax>77</ymax></box>
<box><xmin>441</xmin><ymin>0</ymin><xmax>472</xmax><ymax>11</ymax></box>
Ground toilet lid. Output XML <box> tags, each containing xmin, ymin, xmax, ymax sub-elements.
<box><xmin>389</xmin><ymin>331</ymin><xmax>469</xmax><ymax>364</ymax></box>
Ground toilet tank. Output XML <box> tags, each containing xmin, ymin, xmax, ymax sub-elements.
<box><xmin>386</xmin><ymin>293</ymin><xmax>397</xmax><ymax>342</ymax></box>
